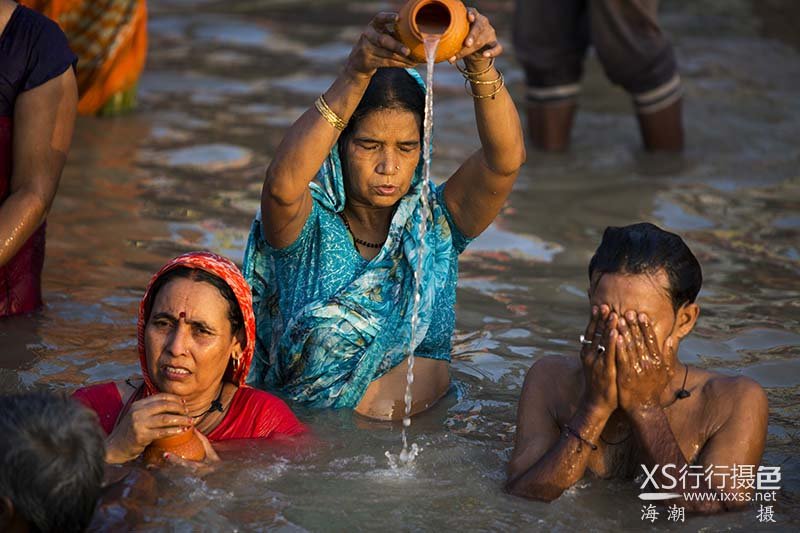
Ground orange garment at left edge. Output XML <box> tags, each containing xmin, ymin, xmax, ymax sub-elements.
<box><xmin>20</xmin><ymin>0</ymin><xmax>147</xmax><ymax>115</ymax></box>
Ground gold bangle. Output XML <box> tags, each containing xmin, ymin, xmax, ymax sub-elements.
<box><xmin>456</xmin><ymin>57</ymin><xmax>494</xmax><ymax>78</ymax></box>
<box><xmin>467</xmin><ymin>72</ymin><xmax>504</xmax><ymax>85</ymax></box>
<box><xmin>464</xmin><ymin>72</ymin><xmax>505</xmax><ymax>99</ymax></box>
<box><xmin>314</xmin><ymin>95</ymin><xmax>347</xmax><ymax>131</ymax></box>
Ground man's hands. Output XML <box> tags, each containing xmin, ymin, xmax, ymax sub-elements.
<box><xmin>581</xmin><ymin>308</ymin><xmax>674</xmax><ymax>416</ymax></box>
<box><xmin>580</xmin><ymin>305</ymin><xmax>618</xmax><ymax>417</ymax></box>
<box><xmin>615</xmin><ymin>311</ymin><xmax>674</xmax><ymax>412</ymax></box>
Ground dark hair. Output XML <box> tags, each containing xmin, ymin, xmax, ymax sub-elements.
<box><xmin>146</xmin><ymin>266</ymin><xmax>244</xmax><ymax>335</ymax></box>
<box><xmin>588</xmin><ymin>222</ymin><xmax>703</xmax><ymax>311</ymax></box>
<box><xmin>338</xmin><ymin>67</ymin><xmax>425</xmax><ymax>164</ymax></box>
<box><xmin>0</xmin><ymin>392</ymin><xmax>105</xmax><ymax>533</ymax></box>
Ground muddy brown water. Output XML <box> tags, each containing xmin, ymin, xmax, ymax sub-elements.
<box><xmin>1</xmin><ymin>0</ymin><xmax>798</xmax><ymax>530</ymax></box>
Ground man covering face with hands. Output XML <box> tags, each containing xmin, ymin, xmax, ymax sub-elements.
<box><xmin>507</xmin><ymin>223</ymin><xmax>768</xmax><ymax>513</ymax></box>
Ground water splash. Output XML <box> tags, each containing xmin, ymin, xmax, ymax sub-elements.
<box><xmin>386</xmin><ymin>35</ymin><xmax>439</xmax><ymax>470</ymax></box>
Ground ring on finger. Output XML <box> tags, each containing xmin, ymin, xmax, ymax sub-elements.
<box><xmin>579</xmin><ymin>334</ymin><xmax>592</xmax><ymax>346</ymax></box>
<box><xmin>596</xmin><ymin>345</ymin><xmax>606</xmax><ymax>355</ymax></box>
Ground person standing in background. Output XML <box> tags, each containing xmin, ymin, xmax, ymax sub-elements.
<box><xmin>20</xmin><ymin>0</ymin><xmax>147</xmax><ymax>115</ymax></box>
<box><xmin>513</xmin><ymin>0</ymin><xmax>684</xmax><ymax>152</ymax></box>
<box><xmin>0</xmin><ymin>0</ymin><xmax>77</xmax><ymax>317</ymax></box>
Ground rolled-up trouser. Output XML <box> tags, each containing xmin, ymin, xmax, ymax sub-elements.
<box><xmin>513</xmin><ymin>0</ymin><xmax>682</xmax><ymax>114</ymax></box>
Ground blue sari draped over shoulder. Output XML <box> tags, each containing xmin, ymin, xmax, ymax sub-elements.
<box><xmin>243</xmin><ymin>69</ymin><xmax>471</xmax><ymax>408</ymax></box>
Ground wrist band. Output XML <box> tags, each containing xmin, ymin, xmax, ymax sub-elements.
<box><xmin>315</xmin><ymin>95</ymin><xmax>347</xmax><ymax>131</ymax></box>
<box><xmin>564</xmin><ymin>424</ymin><xmax>598</xmax><ymax>451</ymax></box>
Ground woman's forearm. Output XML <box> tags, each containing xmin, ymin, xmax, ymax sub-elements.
<box><xmin>466</xmin><ymin>59</ymin><xmax>526</xmax><ymax>176</ymax></box>
<box><xmin>264</xmin><ymin>67</ymin><xmax>373</xmax><ymax>205</ymax></box>
<box><xmin>0</xmin><ymin>189</ymin><xmax>48</xmax><ymax>268</ymax></box>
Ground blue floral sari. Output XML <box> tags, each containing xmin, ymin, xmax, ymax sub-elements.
<box><xmin>243</xmin><ymin>69</ymin><xmax>462</xmax><ymax>408</ymax></box>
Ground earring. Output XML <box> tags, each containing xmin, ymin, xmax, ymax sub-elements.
<box><xmin>232</xmin><ymin>357</ymin><xmax>240</xmax><ymax>373</ymax></box>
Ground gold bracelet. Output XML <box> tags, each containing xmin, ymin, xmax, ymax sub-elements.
<box><xmin>456</xmin><ymin>57</ymin><xmax>494</xmax><ymax>78</ymax></box>
<box><xmin>467</xmin><ymin>72</ymin><xmax>504</xmax><ymax>85</ymax></box>
<box><xmin>465</xmin><ymin>72</ymin><xmax>505</xmax><ymax>99</ymax></box>
<box><xmin>314</xmin><ymin>95</ymin><xmax>347</xmax><ymax>131</ymax></box>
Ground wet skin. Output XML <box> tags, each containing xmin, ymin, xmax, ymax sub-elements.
<box><xmin>260</xmin><ymin>9</ymin><xmax>524</xmax><ymax>421</ymax></box>
<box><xmin>507</xmin><ymin>270</ymin><xmax>769</xmax><ymax>513</ymax></box>
<box><xmin>342</xmin><ymin>109</ymin><xmax>450</xmax><ymax>418</ymax></box>
<box><xmin>0</xmin><ymin>0</ymin><xmax>77</xmax><ymax>270</ymax></box>
<box><xmin>340</xmin><ymin>107</ymin><xmax>420</xmax><ymax>262</ymax></box>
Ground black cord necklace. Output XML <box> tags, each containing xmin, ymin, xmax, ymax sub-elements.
<box><xmin>126</xmin><ymin>378</ymin><xmax>225</xmax><ymax>420</ymax></box>
<box><xmin>675</xmin><ymin>364</ymin><xmax>691</xmax><ymax>399</ymax></box>
<box><xmin>340</xmin><ymin>212</ymin><xmax>385</xmax><ymax>249</ymax></box>
<box><xmin>189</xmin><ymin>386</ymin><xmax>225</xmax><ymax>421</ymax></box>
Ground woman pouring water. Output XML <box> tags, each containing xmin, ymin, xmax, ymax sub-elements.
<box><xmin>243</xmin><ymin>8</ymin><xmax>525</xmax><ymax>420</ymax></box>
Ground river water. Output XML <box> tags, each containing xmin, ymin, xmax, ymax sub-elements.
<box><xmin>1</xmin><ymin>0</ymin><xmax>798</xmax><ymax>530</ymax></box>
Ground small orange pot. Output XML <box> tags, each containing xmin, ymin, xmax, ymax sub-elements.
<box><xmin>396</xmin><ymin>0</ymin><xmax>470</xmax><ymax>63</ymax></box>
<box><xmin>143</xmin><ymin>428</ymin><xmax>206</xmax><ymax>466</ymax></box>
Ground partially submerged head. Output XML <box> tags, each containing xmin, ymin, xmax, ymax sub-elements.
<box><xmin>0</xmin><ymin>392</ymin><xmax>105</xmax><ymax>533</ymax></box>
<box><xmin>138</xmin><ymin>252</ymin><xmax>255</xmax><ymax>399</ymax></box>
<box><xmin>338</xmin><ymin>68</ymin><xmax>425</xmax><ymax>209</ymax></box>
<box><xmin>588</xmin><ymin>222</ymin><xmax>702</xmax><ymax>354</ymax></box>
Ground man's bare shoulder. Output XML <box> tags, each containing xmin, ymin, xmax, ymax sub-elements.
<box><xmin>528</xmin><ymin>354</ymin><xmax>581</xmax><ymax>380</ymax></box>
<box><xmin>521</xmin><ymin>355</ymin><xmax>583</xmax><ymax>403</ymax></box>
<box><xmin>689</xmin><ymin>368</ymin><xmax>768</xmax><ymax>432</ymax></box>
<box><xmin>686</xmin><ymin>368</ymin><xmax>769</xmax><ymax>458</ymax></box>
<box><xmin>700</xmin><ymin>370</ymin><xmax>767</xmax><ymax>408</ymax></box>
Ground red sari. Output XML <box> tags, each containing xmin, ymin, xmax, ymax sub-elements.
<box><xmin>74</xmin><ymin>382</ymin><xmax>305</xmax><ymax>440</ymax></box>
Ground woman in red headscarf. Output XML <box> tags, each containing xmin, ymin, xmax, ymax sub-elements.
<box><xmin>73</xmin><ymin>252</ymin><xmax>306</xmax><ymax>464</ymax></box>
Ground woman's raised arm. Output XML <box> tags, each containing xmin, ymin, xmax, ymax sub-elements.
<box><xmin>443</xmin><ymin>8</ymin><xmax>526</xmax><ymax>238</ymax></box>
<box><xmin>261</xmin><ymin>13</ymin><xmax>417</xmax><ymax>248</ymax></box>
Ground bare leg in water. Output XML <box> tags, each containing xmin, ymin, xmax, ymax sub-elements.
<box><xmin>636</xmin><ymin>97</ymin><xmax>684</xmax><ymax>152</ymax></box>
<box><xmin>528</xmin><ymin>97</ymin><xmax>684</xmax><ymax>153</ymax></box>
<box><xmin>526</xmin><ymin>101</ymin><xmax>577</xmax><ymax>152</ymax></box>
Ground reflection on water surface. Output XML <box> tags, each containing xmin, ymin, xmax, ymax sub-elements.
<box><xmin>1</xmin><ymin>0</ymin><xmax>798</xmax><ymax>529</ymax></box>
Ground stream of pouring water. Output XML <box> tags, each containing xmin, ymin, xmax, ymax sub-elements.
<box><xmin>386</xmin><ymin>35</ymin><xmax>439</xmax><ymax>469</ymax></box>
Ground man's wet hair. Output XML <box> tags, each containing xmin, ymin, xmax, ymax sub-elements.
<box><xmin>0</xmin><ymin>392</ymin><xmax>105</xmax><ymax>533</ymax></box>
<box><xmin>588</xmin><ymin>222</ymin><xmax>703</xmax><ymax>311</ymax></box>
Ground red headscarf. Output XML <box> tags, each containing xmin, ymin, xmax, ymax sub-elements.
<box><xmin>137</xmin><ymin>252</ymin><xmax>256</xmax><ymax>395</ymax></box>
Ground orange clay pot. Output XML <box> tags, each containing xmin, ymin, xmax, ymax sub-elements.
<box><xmin>396</xmin><ymin>0</ymin><xmax>469</xmax><ymax>63</ymax></box>
<box><xmin>143</xmin><ymin>428</ymin><xmax>206</xmax><ymax>466</ymax></box>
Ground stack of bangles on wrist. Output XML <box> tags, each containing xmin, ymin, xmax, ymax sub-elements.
<box><xmin>457</xmin><ymin>58</ymin><xmax>504</xmax><ymax>99</ymax></box>
<box><xmin>315</xmin><ymin>94</ymin><xmax>347</xmax><ymax>131</ymax></box>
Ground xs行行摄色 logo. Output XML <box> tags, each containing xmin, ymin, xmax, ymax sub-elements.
<box><xmin>636</xmin><ymin>464</ymin><xmax>781</xmax><ymax>523</ymax></box>
<box><xmin>638</xmin><ymin>463</ymin><xmax>780</xmax><ymax>498</ymax></box>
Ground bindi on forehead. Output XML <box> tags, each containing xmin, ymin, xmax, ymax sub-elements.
<box><xmin>151</xmin><ymin>279</ymin><xmax>228</xmax><ymax>324</ymax></box>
